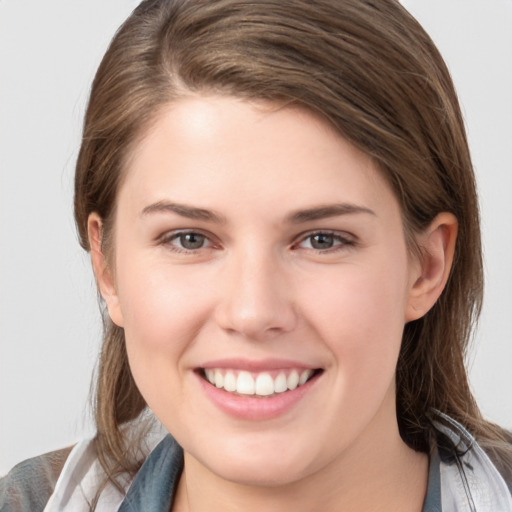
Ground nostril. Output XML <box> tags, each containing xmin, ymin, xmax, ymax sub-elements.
<box><xmin>214</xmin><ymin>301</ymin><xmax>298</xmax><ymax>341</ymax></box>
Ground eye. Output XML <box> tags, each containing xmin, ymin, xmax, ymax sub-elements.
<box><xmin>160</xmin><ymin>230</ymin><xmax>214</xmax><ymax>253</ymax></box>
<box><xmin>306</xmin><ymin>233</ymin><xmax>337</xmax><ymax>250</ymax></box>
<box><xmin>295</xmin><ymin>231</ymin><xmax>355</xmax><ymax>252</ymax></box>
<box><xmin>176</xmin><ymin>232</ymin><xmax>207</xmax><ymax>250</ymax></box>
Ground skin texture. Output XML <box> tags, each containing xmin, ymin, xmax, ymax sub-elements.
<box><xmin>89</xmin><ymin>95</ymin><xmax>457</xmax><ymax>512</ymax></box>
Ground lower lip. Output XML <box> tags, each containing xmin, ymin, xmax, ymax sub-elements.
<box><xmin>196</xmin><ymin>372</ymin><xmax>320</xmax><ymax>421</ymax></box>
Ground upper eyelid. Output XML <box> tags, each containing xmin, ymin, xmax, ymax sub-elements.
<box><xmin>293</xmin><ymin>229</ymin><xmax>356</xmax><ymax>243</ymax></box>
<box><xmin>157</xmin><ymin>230</ymin><xmax>218</xmax><ymax>255</ymax></box>
<box><xmin>156</xmin><ymin>228</ymin><xmax>356</xmax><ymax>248</ymax></box>
<box><xmin>159</xmin><ymin>228</ymin><xmax>213</xmax><ymax>241</ymax></box>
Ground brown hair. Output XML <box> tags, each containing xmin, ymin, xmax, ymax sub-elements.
<box><xmin>74</xmin><ymin>0</ymin><xmax>511</xmax><ymax>496</ymax></box>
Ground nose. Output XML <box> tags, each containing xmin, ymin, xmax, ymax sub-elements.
<box><xmin>214</xmin><ymin>249</ymin><xmax>298</xmax><ymax>341</ymax></box>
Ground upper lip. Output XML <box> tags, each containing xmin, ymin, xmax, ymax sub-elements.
<box><xmin>199</xmin><ymin>358</ymin><xmax>321</xmax><ymax>372</ymax></box>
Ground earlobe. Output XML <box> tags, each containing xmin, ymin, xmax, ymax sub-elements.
<box><xmin>87</xmin><ymin>213</ymin><xmax>124</xmax><ymax>327</ymax></box>
<box><xmin>405</xmin><ymin>212</ymin><xmax>458</xmax><ymax>322</ymax></box>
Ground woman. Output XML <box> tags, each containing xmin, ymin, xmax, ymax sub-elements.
<box><xmin>1</xmin><ymin>0</ymin><xmax>511</xmax><ymax>511</ymax></box>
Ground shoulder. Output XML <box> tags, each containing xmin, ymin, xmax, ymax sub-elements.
<box><xmin>432</xmin><ymin>412</ymin><xmax>512</xmax><ymax>510</ymax></box>
<box><xmin>41</xmin><ymin>427</ymin><xmax>170</xmax><ymax>512</ymax></box>
<box><xmin>0</xmin><ymin>447</ymin><xmax>72</xmax><ymax>512</ymax></box>
<box><xmin>1</xmin><ymin>438</ymin><xmax>129</xmax><ymax>512</ymax></box>
<box><xmin>481</xmin><ymin>432</ymin><xmax>512</xmax><ymax>495</ymax></box>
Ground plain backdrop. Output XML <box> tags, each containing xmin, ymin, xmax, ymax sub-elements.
<box><xmin>1</xmin><ymin>0</ymin><xmax>511</xmax><ymax>475</ymax></box>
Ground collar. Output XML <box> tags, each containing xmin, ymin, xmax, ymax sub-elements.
<box><xmin>44</xmin><ymin>412</ymin><xmax>512</xmax><ymax>512</ymax></box>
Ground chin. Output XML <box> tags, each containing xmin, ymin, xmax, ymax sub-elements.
<box><xmin>187</xmin><ymin>433</ymin><xmax>321</xmax><ymax>488</ymax></box>
<box><xmin>210</xmin><ymin>459</ymin><xmax>310</xmax><ymax>488</ymax></box>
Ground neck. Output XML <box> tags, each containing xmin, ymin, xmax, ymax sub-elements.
<box><xmin>172</xmin><ymin>412</ymin><xmax>428</xmax><ymax>512</ymax></box>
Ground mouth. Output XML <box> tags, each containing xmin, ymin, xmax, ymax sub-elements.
<box><xmin>198</xmin><ymin>367</ymin><xmax>323</xmax><ymax>398</ymax></box>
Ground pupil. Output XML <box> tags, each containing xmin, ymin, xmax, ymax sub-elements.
<box><xmin>311</xmin><ymin>234</ymin><xmax>333</xmax><ymax>249</ymax></box>
<box><xmin>181</xmin><ymin>233</ymin><xmax>204</xmax><ymax>249</ymax></box>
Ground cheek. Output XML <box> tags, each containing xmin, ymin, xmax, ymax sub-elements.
<box><xmin>113</xmin><ymin>256</ymin><xmax>218</xmax><ymax>407</ymax></box>
<box><xmin>304</xmin><ymin>258</ymin><xmax>407</xmax><ymax>334</ymax></box>
<box><xmin>116</xmin><ymin>256</ymin><xmax>213</xmax><ymax>345</ymax></box>
<box><xmin>300</xmin><ymin>257</ymin><xmax>409</xmax><ymax>386</ymax></box>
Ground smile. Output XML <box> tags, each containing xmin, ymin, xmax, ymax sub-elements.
<box><xmin>202</xmin><ymin>368</ymin><xmax>318</xmax><ymax>397</ymax></box>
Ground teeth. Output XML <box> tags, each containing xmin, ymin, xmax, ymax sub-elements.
<box><xmin>214</xmin><ymin>370</ymin><xmax>224</xmax><ymax>388</ymax></box>
<box><xmin>274</xmin><ymin>372</ymin><xmax>288</xmax><ymax>393</ymax></box>
<box><xmin>223</xmin><ymin>371</ymin><xmax>237</xmax><ymax>392</ymax></box>
<box><xmin>287</xmin><ymin>370</ymin><xmax>299</xmax><ymax>390</ymax></box>
<box><xmin>237</xmin><ymin>371</ymin><xmax>255</xmax><ymax>395</ymax></box>
<box><xmin>299</xmin><ymin>369</ymin><xmax>313</xmax><ymax>385</ymax></box>
<box><xmin>205</xmin><ymin>369</ymin><xmax>215</xmax><ymax>384</ymax></box>
<box><xmin>255</xmin><ymin>373</ymin><xmax>274</xmax><ymax>396</ymax></box>
<box><xmin>203</xmin><ymin>368</ymin><xmax>315</xmax><ymax>396</ymax></box>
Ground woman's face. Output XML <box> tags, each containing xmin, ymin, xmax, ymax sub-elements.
<box><xmin>99</xmin><ymin>95</ymin><xmax>426</xmax><ymax>486</ymax></box>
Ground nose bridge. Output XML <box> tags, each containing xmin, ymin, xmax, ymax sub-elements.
<box><xmin>215</xmin><ymin>243</ymin><xmax>296</xmax><ymax>339</ymax></box>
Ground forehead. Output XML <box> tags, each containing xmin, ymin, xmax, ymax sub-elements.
<box><xmin>119</xmin><ymin>95</ymin><xmax>398</xmax><ymax>222</ymax></box>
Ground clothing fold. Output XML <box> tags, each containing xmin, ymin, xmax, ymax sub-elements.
<box><xmin>1</xmin><ymin>412</ymin><xmax>511</xmax><ymax>512</ymax></box>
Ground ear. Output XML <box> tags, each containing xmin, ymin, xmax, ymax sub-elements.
<box><xmin>88</xmin><ymin>213</ymin><xmax>124</xmax><ymax>327</ymax></box>
<box><xmin>405</xmin><ymin>212</ymin><xmax>458</xmax><ymax>322</ymax></box>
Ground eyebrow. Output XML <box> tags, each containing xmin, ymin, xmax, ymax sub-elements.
<box><xmin>286</xmin><ymin>203</ymin><xmax>376</xmax><ymax>223</ymax></box>
<box><xmin>141</xmin><ymin>201</ymin><xmax>226</xmax><ymax>223</ymax></box>
<box><xmin>142</xmin><ymin>200</ymin><xmax>375</xmax><ymax>224</ymax></box>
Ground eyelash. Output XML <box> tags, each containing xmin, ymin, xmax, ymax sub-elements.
<box><xmin>158</xmin><ymin>230</ymin><xmax>356</xmax><ymax>254</ymax></box>
<box><xmin>293</xmin><ymin>231</ymin><xmax>356</xmax><ymax>253</ymax></box>
<box><xmin>159</xmin><ymin>230</ymin><xmax>215</xmax><ymax>253</ymax></box>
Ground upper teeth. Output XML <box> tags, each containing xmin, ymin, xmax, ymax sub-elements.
<box><xmin>204</xmin><ymin>369</ymin><xmax>314</xmax><ymax>396</ymax></box>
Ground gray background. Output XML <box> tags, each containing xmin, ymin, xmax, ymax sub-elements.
<box><xmin>1</xmin><ymin>0</ymin><xmax>511</xmax><ymax>474</ymax></box>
